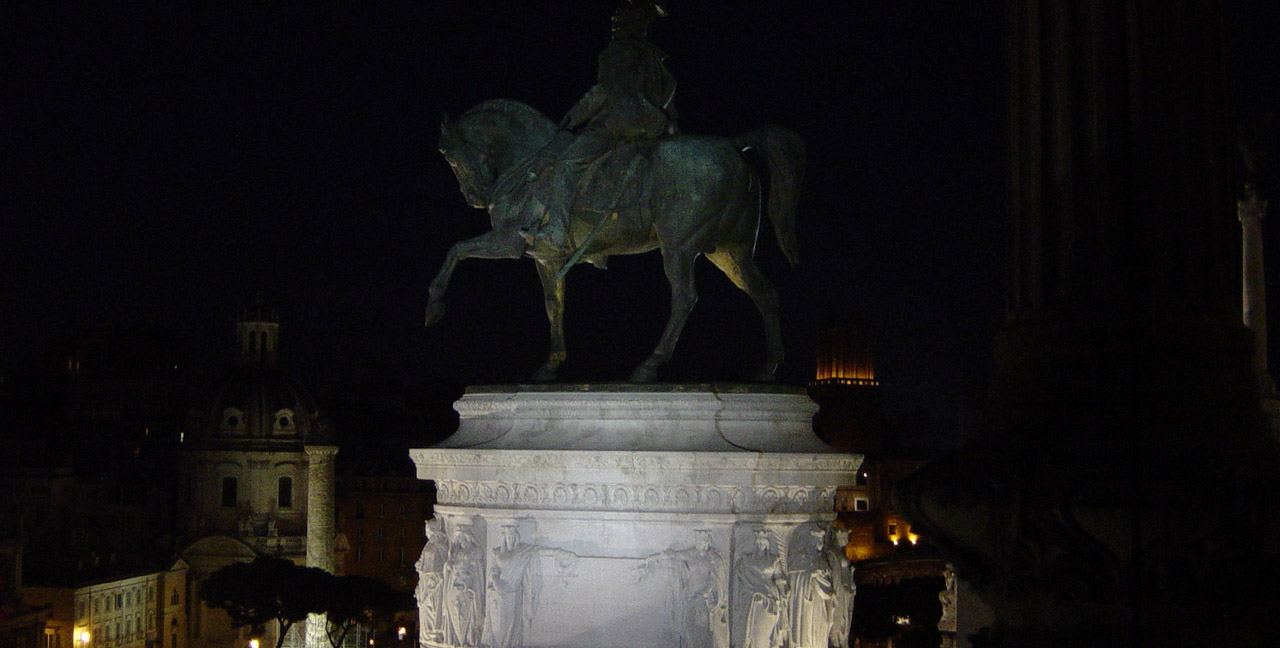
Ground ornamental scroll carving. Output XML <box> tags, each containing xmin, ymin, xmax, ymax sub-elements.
<box><xmin>412</xmin><ymin>449</ymin><xmax>859</xmax><ymax>473</ymax></box>
<box><xmin>433</xmin><ymin>479</ymin><xmax>838</xmax><ymax>514</ymax></box>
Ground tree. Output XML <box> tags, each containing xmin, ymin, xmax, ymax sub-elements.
<box><xmin>321</xmin><ymin>575</ymin><xmax>415</xmax><ymax>648</ymax></box>
<box><xmin>200</xmin><ymin>556</ymin><xmax>330</xmax><ymax>648</ymax></box>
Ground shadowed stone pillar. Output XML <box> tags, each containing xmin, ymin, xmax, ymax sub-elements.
<box><xmin>305</xmin><ymin>445</ymin><xmax>339</xmax><ymax>648</ymax></box>
<box><xmin>898</xmin><ymin>1</ymin><xmax>1280</xmax><ymax>646</ymax></box>
<box><xmin>1240</xmin><ymin>192</ymin><xmax>1274</xmax><ymax>395</ymax></box>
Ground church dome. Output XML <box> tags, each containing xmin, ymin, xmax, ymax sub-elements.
<box><xmin>186</xmin><ymin>303</ymin><xmax>335</xmax><ymax>449</ymax></box>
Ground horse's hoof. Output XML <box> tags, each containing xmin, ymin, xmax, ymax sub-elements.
<box><xmin>628</xmin><ymin>365</ymin><xmax>657</xmax><ymax>383</ymax></box>
<box><xmin>424</xmin><ymin>301</ymin><xmax>446</xmax><ymax>327</ymax></box>
<box><xmin>531</xmin><ymin>364</ymin><xmax>558</xmax><ymax>383</ymax></box>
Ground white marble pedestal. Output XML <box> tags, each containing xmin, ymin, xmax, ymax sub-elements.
<box><xmin>410</xmin><ymin>384</ymin><xmax>861</xmax><ymax>648</ymax></box>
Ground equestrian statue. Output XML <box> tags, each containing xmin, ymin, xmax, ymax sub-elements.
<box><xmin>425</xmin><ymin>0</ymin><xmax>805</xmax><ymax>383</ymax></box>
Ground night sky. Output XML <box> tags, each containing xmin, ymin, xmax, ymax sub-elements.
<box><xmin>3</xmin><ymin>2</ymin><xmax>1278</xmax><ymax>430</ymax></box>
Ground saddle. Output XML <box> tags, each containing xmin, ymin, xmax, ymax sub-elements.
<box><xmin>522</xmin><ymin>132</ymin><xmax>654</xmax><ymax>221</ymax></box>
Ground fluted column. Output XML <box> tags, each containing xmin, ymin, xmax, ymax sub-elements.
<box><xmin>304</xmin><ymin>445</ymin><xmax>339</xmax><ymax>648</ymax></box>
<box><xmin>898</xmin><ymin>1</ymin><xmax>1280</xmax><ymax>646</ymax></box>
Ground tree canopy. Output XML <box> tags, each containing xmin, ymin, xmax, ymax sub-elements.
<box><xmin>321</xmin><ymin>575</ymin><xmax>415</xmax><ymax>648</ymax></box>
<box><xmin>199</xmin><ymin>556</ymin><xmax>412</xmax><ymax>648</ymax></box>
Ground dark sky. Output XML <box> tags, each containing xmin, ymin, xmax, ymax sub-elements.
<box><xmin>3</xmin><ymin>2</ymin><xmax>1277</xmax><ymax>426</ymax></box>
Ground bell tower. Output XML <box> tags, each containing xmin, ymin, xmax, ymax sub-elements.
<box><xmin>235</xmin><ymin>298</ymin><xmax>279</xmax><ymax>367</ymax></box>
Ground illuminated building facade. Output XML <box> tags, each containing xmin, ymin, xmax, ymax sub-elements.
<box><xmin>177</xmin><ymin>304</ymin><xmax>337</xmax><ymax>648</ymax></box>
<box><xmin>23</xmin><ymin>560</ymin><xmax>187</xmax><ymax>648</ymax></box>
<box><xmin>807</xmin><ymin>322</ymin><xmax>953</xmax><ymax>647</ymax></box>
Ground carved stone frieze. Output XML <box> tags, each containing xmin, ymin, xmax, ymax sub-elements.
<box><xmin>413</xmin><ymin>448</ymin><xmax>858</xmax><ymax>473</ymax></box>
<box><xmin>413</xmin><ymin>386</ymin><xmax>858</xmax><ymax>647</ymax></box>
<box><xmin>433</xmin><ymin>479</ymin><xmax>839</xmax><ymax>514</ymax></box>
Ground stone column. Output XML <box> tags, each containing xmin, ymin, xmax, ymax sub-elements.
<box><xmin>304</xmin><ymin>445</ymin><xmax>339</xmax><ymax>648</ymax></box>
<box><xmin>1240</xmin><ymin>192</ymin><xmax>1274</xmax><ymax>394</ymax></box>
<box><xmin>897</xmin><ymin>1</ymin><xmax>1280</xmax><ymax>646</ymax></box>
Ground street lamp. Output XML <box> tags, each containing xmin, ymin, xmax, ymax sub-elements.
<box><xmin>78</xmin><ymin>631</ymin><xmax>91</xmax><ymax>647</ymax></box>
<box><xmin>249</xmin><ymin>639</ymin><xmax>260</xmax><ymax>648</ymax></box>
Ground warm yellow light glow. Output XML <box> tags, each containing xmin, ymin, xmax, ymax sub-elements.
<box><xmin>813</xmin><ymin>326</ymin><xmax>878</xmax><ymax>384</ymax></box>
<box><xmin>249</xmin><ymin>639</ymin><xmax>260</xmax><ymax>648</ymax></box>
<box><xmin>397</xmin><ymin>628</ymin><xmax>407</xmax><ymax>640</ymax></box>
<box><xmin>907</xmin><ymin>532</ymin><xmax>919</xmax><ymax>545</ymax></box>
<box><xmin>894</xmin><ymin>615</ymin><xmax>911</xmax><ymax>626</ymax></box>
<box><xmin>79</xmin><ymin>631</ymin><xmax>91</xmax><ymax>645</ymax></box>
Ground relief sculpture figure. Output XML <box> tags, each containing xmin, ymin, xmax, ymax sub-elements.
<box><xmin>786</xmin><ymin>527</ymin><xmax>834</xmax><ymax>648</ymax></box>
<box><xmin>938</xmin><ymin>564</ymin><xmax>957</xmax><ymax>633</ymax></box>
<box><xmin>732</xmin><ymin>529</ymin><xmax>788</xmax><ymax>648</ymax></box>
<box><xmin>480</xmin><ymin>526</ymin><xmax>578</xmax><ymax>648</ymax></box>
<box><xmin>426</xmin><ymin>0</ymin><xmax>805</xmax><ymax>383</ymax></box>
<box><xmin>827</xmin><ymin>528</ymin><xmax>855</xmax><ymax>648</ymax></box>
<box><xmin>636</xmin><ymin>529</ymin><xmax>728</xmax><ymax>648</ymax></box>
<box><xmin>441</xmin><ymin>525</ymin><xmax>484</xmax><ymax>647</ymax></box>
<box><xmin>415</xmin><ymin>518</ymin><xmax>448</xmax><ymax>644</ymax></box>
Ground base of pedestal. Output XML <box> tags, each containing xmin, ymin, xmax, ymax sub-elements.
<box><xmin>410</xmin><ymin>384</ymin><xmax>861</xmax><ymax>648</ymax></box>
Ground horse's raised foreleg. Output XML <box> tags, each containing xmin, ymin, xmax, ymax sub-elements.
<box><xmin>425</xmin><ymin>228</ymin><xmax>528</xmax><ymax>327</ymax></box>
<box><xmin>532</xmin><ymin>259</ymin><xmax>567</xmax><ymax>382</ymax></box>
<box><xmin>630</xmin><ymin>251</ymin><xmax>699</xmax><ymax>383</ymax></box>
<box><xmin>706</xmin><ymin>246</ymin><xmax>783</xmax><ymax>381</ymax></box>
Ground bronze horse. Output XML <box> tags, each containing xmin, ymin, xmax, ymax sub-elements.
<box><xmin>427</xmin><ymin>99</ymin><xmax>804</xmax><ymax>382</ymax></box>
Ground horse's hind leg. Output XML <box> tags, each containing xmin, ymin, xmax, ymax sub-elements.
<box><xmin>532</xmin><ymin>259</ymin><xmax>567</xmax><ymax>382</ymax></box>
<box><xmin>630</xmin><ymin>250</ymin><xmax>699</xmax><ymax>383</ymax></box>
<box><xmin>706</xmin><ymin>246</ymin><xmax>783</xmax><ymax>381</ymax></box>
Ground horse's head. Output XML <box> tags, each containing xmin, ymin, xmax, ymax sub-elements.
<box><xmin>438</xmin><ymin>101</ymin><xmax>559</xmax><ymax>210</ymax></box>
<box><xmin>439</xmin><ymin>114</ymin><xmax>496</xmax><ymax>209</ymax></box>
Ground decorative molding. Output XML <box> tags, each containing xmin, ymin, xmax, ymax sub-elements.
<box><xmin>413</xmin><ymin>449</ymin><xmax>859</xmax><ymax>473</ymax></box>
<box><xmin>433</xmin><ymin>479</ymin><xmax>839</xmax><ymax>514</ymax></box>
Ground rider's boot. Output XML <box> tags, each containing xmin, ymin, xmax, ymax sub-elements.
<box><xmin>520</xmin><ymin>205</ymin><xmax>573</xmax><ymax>254</ymax></box>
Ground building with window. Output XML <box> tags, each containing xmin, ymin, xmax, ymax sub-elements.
<box><xmin>175</xmin><ymin>305</ymin><xmax>337</xmax><ymax>648</ymax></box>
<box><xmin>23</xmin><ymin>559</ymin><xmax>187</xmax><ymax>648</ymax></box>
<box><xmin>807</xmin><ymin>322</ymin><xmax>957</xmax><ymax>647</ymax></box>
<box><xmin>335</xmin><ymin>469</ymin><xmax>432</xmax><ymax>592</ymax></box>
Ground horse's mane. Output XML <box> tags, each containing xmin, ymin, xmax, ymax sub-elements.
<box><xmin>453</xmin><ymin>99</ymin><xmax>559</xmax><ymax>167</ymax></box>
<box><xmin>460</xmin><ymin>98</ymin><xmax>548</xmax><ymax>123</ymax></box>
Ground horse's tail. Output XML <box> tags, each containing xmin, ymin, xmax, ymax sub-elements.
<box><xmin>736</xmin><ymin>127</ymin><xmax>805</xmax><ymax>266</ymax></box>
